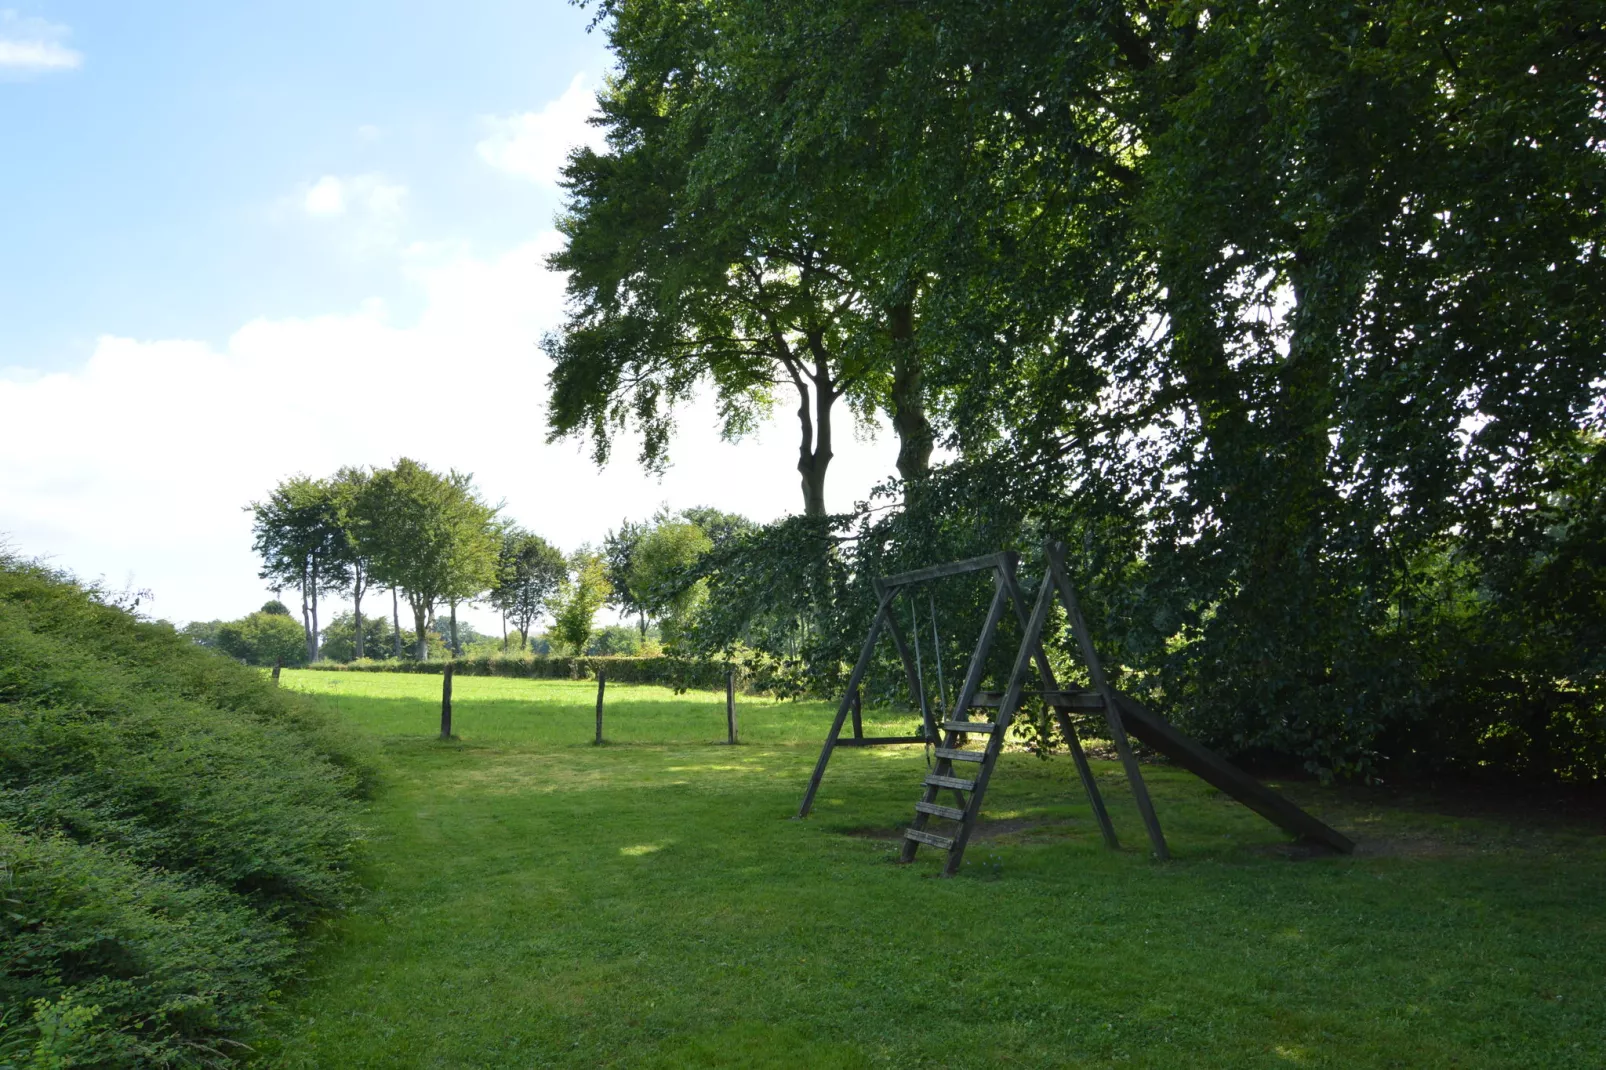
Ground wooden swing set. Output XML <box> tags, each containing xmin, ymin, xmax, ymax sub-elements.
<box><xmin>798</xmin><ymin>541</ymin><xmax>1355</xmax><ymax>874</ymax></box>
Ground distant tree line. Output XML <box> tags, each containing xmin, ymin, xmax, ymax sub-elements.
<box><xmin>187</xmin><ymin>461</ymin><xmax>749</xmax><ymax>665</ymax></box>
<box><xmin>546</xmin><ymin>1</ymin><xmax>1606</xmax><ymax>783</ymax></box>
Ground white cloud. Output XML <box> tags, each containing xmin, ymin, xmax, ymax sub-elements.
<box><xmin>477</xmin><ymin>73</ymin><xmax>607</xmax><ymax>188</ymax></box>
<box><xmin>301</xmin><ymin>173</ymin><xmax>406</xmax><ymax>221</ymax></box>
<box><xmin>302</xmin><ymin>176</ymin><xmax>346</xmax><ymax>216</ymax></box>
<box><xmin>0</xmin><ymin>230</ymin><xmax>899</xmax><ymax>628</ymax></box>
<box><xmin>0</xmin><ymin>11</ymin><xmax>82</xmax><ymax>78</ymax></box>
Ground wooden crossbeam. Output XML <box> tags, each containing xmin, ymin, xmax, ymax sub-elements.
<box><xmin>879</xmin><ymin>552</ymin><xmax>1009</xmax><ymax>589</ymax></box>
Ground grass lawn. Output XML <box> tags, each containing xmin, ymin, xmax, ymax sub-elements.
<box><xmin>264</xmin><ymin>670</ymin><xmax>1606</xmax><ymax>1068</ymax></box>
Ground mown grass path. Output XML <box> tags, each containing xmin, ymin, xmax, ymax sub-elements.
<box><xmin>265</xmin><ymin>671</ymin><xmax>1605</xmax><ymax>1068</ymax></box>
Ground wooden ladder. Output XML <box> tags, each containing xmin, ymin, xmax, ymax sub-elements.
<box><xmin>900</xmin><ymin>545</ymin><xmax>1174</xmax><ymax>874</ymax></box>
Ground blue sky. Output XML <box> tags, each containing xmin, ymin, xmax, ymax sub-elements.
<box><xmin>1</xmin><ymin>1</ymin><xmax>609</xmax><ymax>368</ymax></box>
<box><xmin>0</xmin><ymin>2</ymin><xmax>900</xmax><ymax>629</ymax></box>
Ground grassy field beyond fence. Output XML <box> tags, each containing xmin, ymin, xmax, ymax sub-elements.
<box><xmin>265</xmin><ymin>670</ymin><xmax>1606</xmax><ymax>1069</ymax></box>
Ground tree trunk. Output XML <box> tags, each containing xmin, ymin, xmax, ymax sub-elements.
<box><xmin>353</xmin><ymin>563</ymin><xmax>365</xmax><ymax>661</ymax></box>
<box><xmin>888</xmin><ymin>302</ymin><xmax>932</xmax><ymax>488</ymax></box>
<box><xmin>501</xmin><ymin>612</ymin><xmax>508</xmax><ymax>652</ymax></box>
<box><xmin>413</xmin><ymin>601</ymin><xmax>430</xmax><ymax>660</ymax></box>
<box><xmin>449</xmin><ymin>601</ymin><xmax>460</xmax><ymax>656</ymax></box>
<box><xmin>391</xmin><ymin>587</ymin><xmax>403</xmax><ymax>658</ymax></box>
<box><xmin>796</xmin><ymin>339</ymin><xmax>836</xmax><ymax>518</ymax></box>
<box><xmin>300</xmin><ymin>575</ymin><xmax>311</xmax><ymax>658</ymax></box>
<box><xmin>309</xmin><ymin>564</ymin><xmax>321</xmax><ymax>663</ymax></box>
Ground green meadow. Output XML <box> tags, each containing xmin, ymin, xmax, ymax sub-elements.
<box><xmin>266</xmin><ymin>670</ymin><xmax>1606</xmax><ymax>1069</ymax></box>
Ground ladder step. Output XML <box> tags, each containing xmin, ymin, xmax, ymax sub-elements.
<box><xmin>1042</xmin><ymin>690</ymin><xmax>1106</xmax><ymax>710</ymax></box>
<box><xmin>925</xmin><ymin>773</ymin><xmax>976</xmax><ymax>791</ymax></box>
<box><xmin>915</xmin><ymin>801</ymin><xmax>967</xmax><ymax>821</ymax></box>
<box><xmin>933</xmin><ymin>747</ymin><xmax>985</xmax><ymax>763</ymax></box>
<box><xmin>968</xmin><ymin>689</ymin><xmax>1104</xmax><ymax>710</ymax></box>
<box><xmin>942</xmin><ymin>720</ymin><xmax>996</xmax><ymax>734</ymax></box>
<box><xmin>904</xmin><ymin>828</ymin><xmax>955</xmax><ymax>850</ymax></box>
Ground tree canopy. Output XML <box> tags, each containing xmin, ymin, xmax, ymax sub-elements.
<box><xmin>565</xmin><ymin>0</ymin><xmax>1606</xmax><ymax>782</ymax></box>
<box><xmin>249</xmin><ymin>476</ymin><xmax>350</xmax><ymax>663</ymax></box>
<box><xmin>491</xmin><ymin>527</ymin><xmax>567</xmax><ymax>651</ymax></box>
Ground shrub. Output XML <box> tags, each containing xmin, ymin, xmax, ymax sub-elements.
<box><xmin>0</xmin><ymin>555</ymin><xmax>373</xmax><ymax>1065</ymax></box>
<box><xmin>304</xmin><ymin>648</ymin><xmax>808</xmax><ymax>696</ymax></box>
<box><xmin>215</xmin><ymin>611</ymin><xmax>307</xmax><ymax>667</ymax></box>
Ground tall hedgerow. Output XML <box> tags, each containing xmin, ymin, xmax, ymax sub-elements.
<box><xmin>0</xmin><ymin>554</ymin><xmax>374</xmax><ymax>1066</ymax></box>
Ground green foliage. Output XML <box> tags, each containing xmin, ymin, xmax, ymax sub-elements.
<box><xmin>586</xmin><ymin>624</ymin><xmax>648</xmax><ymax>656</ymax></box>
<box><xmin>176</xmin><ymin>619</ymin><xmax>222</xmax><ymax>649</ymax></box>
<box><xmin>304</xmin><ymin>652</ymin><xmax>740</xmax><ymax>691</ymax></box>
<box><xmin>601</xmin><ymin>519</ymin><xmax>650</xmax><ymax>635</ymax></box>
<box><xmin>0</xmin><ymin>991</ymin><xmax>103</xmax><ymax>1070</ymax></box>
<box><xmin>613</xmin><ymin>0</ymin><xmax>1606</xmax><ymax>782</ymax></box>
<box><xmin>317</xmin><ymin>610</ymin><xmax>401</xmax><ymax>664</ymax></box>
<box><xmin>489</xmin><ymin>527</ymin><xmax>566</xmax><ymax>652</ymax></box>
<box><xmin>216</xmin><ymin>610</ymin><xmax>308</xmax><ymax>667</ymax></box>
<box><xmin>629</xmin><ymin>519</ymin><xmax>711</xmax><ymax>648</ymax></box>
<box><xmin>550</xmin><ymin>551</ymin><xmax>613</xmax><ymax>655</ymax></box>
<box><xmin>0</xmin><ymin>556</ymin><xmax>372</xmax><ymax>1065</ymax></box>
<box><xmin>544</xmin><ymin>0</ymin><xmax>931</xmax><ymax>515</ymax></box>
<box><xmin>260</xmin><ymin>600</ymin><xmax>291</xmax><ymax>617</ymax></box>
<box><xmin>353</xmin><ymin>459</ymin><xmax>499</xmax><ymax>659</ymax></box>
<box><xmin>249</xmin><ymin>475</ymin><xmax>349</xmax><ymax>662</ymax></box>
<box><xmin>606</xmin><ymin>508</ymin><xmax>749</xmax><ymax>644</ymax></box>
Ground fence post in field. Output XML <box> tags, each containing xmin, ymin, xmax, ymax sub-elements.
<box><xmin>726</xmin><ymin>668</ymin><xmax>738</xmax><ymax>745</ymax></box>
<box><xmin>850</xmin><ymin>686</ymin><xmax>862</xmax><ymax>739</ymax></box>
<box><xmin>594</xmin><ymin>668</ymin><xmax>606</xmax><ymax>745</ymax></box>
<box><xmin>440</xmin><ymin>663</ymin><xmax>454</xmax><ymax>740</ymax></box>
<box><xmin>271</xmin><ymin>657</ymin><xmax>282</xmax><ymax>685</ymax></box>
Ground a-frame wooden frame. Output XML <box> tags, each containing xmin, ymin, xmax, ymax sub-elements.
<box><xmin>796</xmin><ymin>551</ymin><xmax>1121</xmax><ymax>851</ymax></box>
<box><xmin>800</xmin><ymin>541</ymin><xmax>1356</xmax><ymax>875</ymax></box>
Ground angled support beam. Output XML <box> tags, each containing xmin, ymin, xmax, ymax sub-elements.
<box><xmin>1043</xmin><ymin>540</ymin><xmax>1170</xmax><ymax>860</ymax></box>
<box><xmin>997</xmin><ymin>562</ymin><xmax>1120</xmax><ymax>851</ymax></box>
<box><xmin>797</xmin><ymin>586</ymin><xmax>897</xmax><ymax>818</ymax></box>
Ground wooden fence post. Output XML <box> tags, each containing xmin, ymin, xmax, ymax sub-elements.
<box><xmin>850</xmin><ymin>686</ymin><xmax>862</xmax><ymax>738</ymax></box>
<box><xmin>725</xmin><ymin>668</ymin><xmax>738</xmax><ymax>744</ymax></box>
<box><xmin>271</xmin><ymin>657</ymin><xmax>282</xmax><ymax>686</ymax></box>
<box><xmin>440</xmin><ymin>663</ymin><xmax>454</xmax><ymax>740</ymax></box>
<box><xmin>594</xmin><ymin>668</ymin><xmax>606</xmax><ymax>745</ymax></box>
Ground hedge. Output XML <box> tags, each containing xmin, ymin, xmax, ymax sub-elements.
<box><xmin>0</xmin><ymin>556</ymin><xmax>374</xmax><ymax>1066</ymax></box>
<box><xmin>304</xmin><ymin>653</ymin><xmax>809</xmax><ymax>696</ymax></box>
<box><xmin>307</xmin><ymin>654</ymin><xmax>729</xmax><ymax>687</ymax></box>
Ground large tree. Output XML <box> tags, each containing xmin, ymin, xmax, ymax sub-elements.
<box><xmin>328</xmin><ymin>466</ymin><xmax>377</xmax><ymax>660</ymax></box>
<box><xmin>550</xmin><ymin>550</ymin><xmax>613</xmax><ymax>655</ymax></box>
<box><xmin>605</xmin><ymin>0</ymin><xmax>1605</xmax><ymax>777</ymax></box>
<box><xmin>602</xmin><ymin>519</ymin><xmax>650</xmax><ymax>638</ymax></box>
<box><xmin>627</xmin><ymin>515</ymin><xmax>712</xmax><ymax>648</ymax></box>
<box><xmin>546</xmin><ymin>0</ymin><xmax>949</xmax><ymax>514</ymax></box>
<box><xmin>490</xmin><ymin>527</ymin><xmax>567</xmax><ymax>651</ymax></box>
<box><xmin>249</xmin><ymin>476</ymin><xmax>350</xmax><ymax>663</ymax></box>
<box><xmin>356</xmin><ymin>459</ymin><xmax>498</xmax><ymax>660</ymax></box>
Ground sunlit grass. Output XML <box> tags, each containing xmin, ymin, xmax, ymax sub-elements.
<box><xmin>264</xmin><ymin>670</ymin><xmax>1606</xmax><ymax>1068</ymax></box>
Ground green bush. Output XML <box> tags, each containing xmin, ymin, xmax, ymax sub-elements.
<box><xmin>309</xmin><ymin>652</ymin><xmax>719</xmax><ymax>688</ymax></box>
<box><xmin>305</xmin><ymin>647</ymin><xmax>809</xmax><ymax>696</ymax></box>
<box><xmin>0</xmin><ymin>556</ymin><xmax>373</xmax><ymax>1065</ymax></box>
<box><xmin>215</xmin><ymin>610</ymin><xmax>307</xmax><ymax>667</ymax></box>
